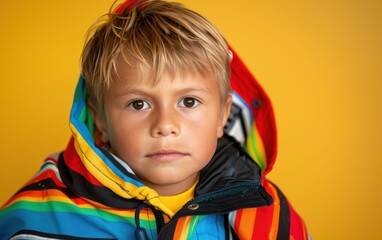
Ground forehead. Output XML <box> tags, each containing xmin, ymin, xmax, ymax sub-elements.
<box><xmin>113</xmin><ymin>53</ymin><xmax>218</xmax><ymax>87</ymax></box>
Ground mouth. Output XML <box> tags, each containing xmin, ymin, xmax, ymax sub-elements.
<box><xmin>145</xmin><ymin>150</ymin><xmax>190</xmax><ymax>162</ymax></box>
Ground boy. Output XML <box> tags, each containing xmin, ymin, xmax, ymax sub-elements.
<box><xmin>0</xmin><ymin>0</ymin><xmax>309</xmax><ymax>239</ymax></box>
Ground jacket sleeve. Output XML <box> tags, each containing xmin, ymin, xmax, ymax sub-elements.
<box><xmin>229</xmin><ymin>180</ymin><xmax>310</xmax><ymax>240</ymax></box>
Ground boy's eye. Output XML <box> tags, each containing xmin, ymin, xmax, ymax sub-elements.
<box><xmin>128</xmin><ymin>100</ymin><xmax>150</xmax><ymax>110</ymax></box>
<box><xmin>178</xmin><ymin>97</ymin><xmax>200</xmax><ymax>108</ymax></box>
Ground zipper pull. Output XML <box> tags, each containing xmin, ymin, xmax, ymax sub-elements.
<box><xmin>135</xmin><ymin>228</ymin><xmax>149</xmax><ymax>240</ymax></box>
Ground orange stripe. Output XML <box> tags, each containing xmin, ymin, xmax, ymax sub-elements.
<box><xmin>237</xmin><ymin>208</ymin><xmax>257</xmax><ymax>239</ymax></box>
<box><xmin>173</xmin><ymin>216</ymin><xmax>191</xmax><ymax>240</ymax></box>
<box><xmin>267</xmin><ymin>183</ymin><xmax>281</xmax><ymax>239</ymax></box>
<box><xmin>3</xmin><ymin>189</ymin><xmax>71</xmax><ymax>207</ymax></box>
<box><xmin>4</xmin><ymin>190</ymin><xmax>144</xmax><ymax>219</ymax></box>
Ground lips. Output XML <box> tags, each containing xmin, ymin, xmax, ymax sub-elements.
<box><xmin>145</xmin><ymin>150</ymin><xmax>189</xmax><ymax>161</ymax></box>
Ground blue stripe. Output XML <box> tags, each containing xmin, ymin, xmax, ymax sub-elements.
<box><xmin>232</xmin><ymin>91</ymin><xmax>254</xmax><ymax>124</ymax></box>
<box><xmin>0</xmin><ymin>209</ymin><xmax>158</xmax><ymax>239</ymax></box>
<box><xmin>188</xmin><ymin>214</ymin><xmax>226</xmax><ymax>239</ymax></box>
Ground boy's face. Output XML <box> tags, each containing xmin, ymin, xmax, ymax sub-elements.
<box><xmin>92</xmin><ymin>58</ymin><xmax>232</xmax><ymax>195</ymax></box>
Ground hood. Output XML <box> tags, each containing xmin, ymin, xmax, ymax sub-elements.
<box><xmin>65</xmin><ymin>2</ymin><xmax>277</xmax><ymax>215</ymax></box>
<box><xmin>225</xmin><ymin>47</ymin><xmax>277</xmax><ymax>176</ymax></box>
<box><xmin>64</xmin><ymin>47</ymin><xmax>277</xmax><ymax>214</ymax></box>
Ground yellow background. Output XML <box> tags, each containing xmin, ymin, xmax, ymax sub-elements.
<box><xmin>0</xmin><ymin>0</ymin><xmax>381</xmax><ymax>239</ymax></box>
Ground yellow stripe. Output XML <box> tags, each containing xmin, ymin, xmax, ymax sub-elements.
<box><xmin>70</xmin><ymin>123</ymin><xmax>174</xmax><ymax>217</ymax></box>
<box><xmin>70</xmin><ymin>123</ymin><xmax>137</xmax><ymax>197</ymax></box>
<box><xmin>246</xmin><ymin>124</ymin><xmax>267</xmax><ymax>170</ymax></box>
<box><xmin>8</xmin><ymin>191</ymin><xmax>160</xmax><ymax>220</ymax></box>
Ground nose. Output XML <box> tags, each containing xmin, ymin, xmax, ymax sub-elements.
<box><xmin>150</xmin><ymin>106</ymin><xmax>180</xmax><ymax>137</ymax></box>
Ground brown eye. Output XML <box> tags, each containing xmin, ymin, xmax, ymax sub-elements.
<box><xmin>128</xmin><ymin>100</ymin><xmax>150</xmax><ymax>110</ymax></box>
<box><xmin>179</xmin><ymin>97</ymin><xmax>200</xmax><ymax>108</ymax></box>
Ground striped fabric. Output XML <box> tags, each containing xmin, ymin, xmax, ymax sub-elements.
<box><xmin>226</xmin><ymin>47</ymin><xmax>310</xmax><ymax>239</ymax></box>
<box><xmin>228</xmin><ymin>181</ymin><xmax>310</xmax><ymax>240</ymax></box>
<box><xmin>228</xmin><ymin>47</ymin><xmax>278</xmax><ymax>176</ymax></box>
<box><xmin>0</xmin><ymin>156</ymin><xmax>158</xmax><ymax>239</ymax></box>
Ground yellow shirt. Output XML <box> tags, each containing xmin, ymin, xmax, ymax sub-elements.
<box><xmin>159</xmin><ymin>180</ymin><xmax>198</xmax><ymax>215</ymax></box>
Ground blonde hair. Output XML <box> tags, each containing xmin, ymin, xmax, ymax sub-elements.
<box><xmin>81</xmin><ymin>0</ymin><xmax>231</xmax><ymax>109</ymax></box>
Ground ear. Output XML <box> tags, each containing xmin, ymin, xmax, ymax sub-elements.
<box><xmin>217</xmin><ymin>94</ymin><xmax>233</xmax><ymax>138</ymax></box>
<box><xmin>88</xmin><ymin>100</ymin><xmax>109</xmax><ymax>143</ymax></box>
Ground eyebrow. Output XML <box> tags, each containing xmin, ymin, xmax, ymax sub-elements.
<box><xmin>117</xmin><ymin>86</ymin><xmax>212</xmax><ymax>97</ymax></box>
<box><xmin>177</xmin><ymin>87</ymin><xmax>211</xmax><ymax>94</ymax></box>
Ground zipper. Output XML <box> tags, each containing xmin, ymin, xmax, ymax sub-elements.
<box><xmin>155</xmin><ymin>182</ymin><xmax>261</xmax><ymax>238</ymax></box>
<box><xmin>185</xmin><ymin>183</ymin><xmax>261</xmax><ymax>206</ymax></box>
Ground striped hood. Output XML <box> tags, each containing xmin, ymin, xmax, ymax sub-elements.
<box><xmin>64</xmin><ymin>0</ymin><xmax>277</xmax><ymax>218</ymax></box>
<box><xmin>65</xmin><ymin>46</ymin><xmax>277</xmax><ymax>217</ymax></box>
<box><xmin>65</xmin><ymin>0</ymin><xmax>277</xmax><ymax>218</ymax></box>
<box><xmin>225</xmin><ymin>47</ymin><xmax>277</xmax><ymax>176</ymax></box>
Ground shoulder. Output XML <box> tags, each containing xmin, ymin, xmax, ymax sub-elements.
<box><xmin>0</xmin><ymin>152</ymin><xmax>66</xmax><ymax>211</ymax></box>
<box><xmin>24</xmin><ymin>153</ymin><xmax>64</xmax><ymax>190</ymax></box>
<box><xmin>0</xmin><ymin>153</ymin><xmax>68</xmax><ymax>239</ymax></box>
<box><xmin>228</xmin><ymin>180</ymin><xmax>310</xmax><ymax>239</ymax></box>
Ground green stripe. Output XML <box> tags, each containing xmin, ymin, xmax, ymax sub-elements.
<box><xmin>1</xmin><ymin>201</ymin><xmax>119</xmax><ymax>221</ymax></box>
<box><xmin>0</xmin><ymin>200</ymin><xmax>155</xmax><ymax>228</ymax></box>
<box><xmin>247</xmin><ymin>127</ymin><xmax>265</xmax><ymax>171</ymax></box>
<box><xmin>39</xmin><ymin>160</ymin><xmax>58</xmax><ymax>172</ymax></box>
<box><xmin>188</xmin><ymin>215</ymin><xmax>202</xmax><ymax>238</ymax></box>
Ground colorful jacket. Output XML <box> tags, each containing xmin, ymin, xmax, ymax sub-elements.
<box><xmin>0</xmin><ymin>48</ymin><xmax>310</xmax><ymax>239</ymax></box>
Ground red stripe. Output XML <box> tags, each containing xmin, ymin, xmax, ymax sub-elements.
<box><xmin>27</xmin><ymin>169</ymin><xmax>66</xmax><ymax>188</ymax></box>
<box><xmin>252</xmin><ymin>205</ymin><xmax>275</xmax><ymax>239</ymax></box>
<box><xmin>63</xmin><ymin>138</ymin><xmax>103</xmax><ymax>186</ymax></box>
<box><xmin>233</xmin><ymin>209</ymin><xmax>243</xmax><ymax>231</ymax></box>
<box><xmin>250</xmin><ymin>181</ymin><xmax>282</xmax><ymax>239</ymax></box>
<box><xmin>289</xmin><ymin>201</ymin><xmax>309</xmax><ymax>240</ymax></box>
<box><xmin>115</xmin><ymin>0</ymin><xmax>143</xmax><ymax>14</ymax></box>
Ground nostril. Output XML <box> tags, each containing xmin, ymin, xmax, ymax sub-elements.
<box><xmin>152</xmin><ymin>122</ymin><xmax>180</xmax><ymax>137</ymax></box>
<box><xmin>151</xmin><ymin>109</ymin><xmax>181</xmax><ymax>137</ymax></box>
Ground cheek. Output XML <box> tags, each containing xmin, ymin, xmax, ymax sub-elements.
<box><xmin>105</xmin><ymin>109</ymin><xmax>144</xmax><ymax>139</ymax></box>
<box><xmin>107</xmin><ymin>120</ymin><xmax>144</xmax><ymax>155</ymax></box>
<box><xmin>183</xmin><ymin>117</ymin><xmax>220</xmax><ymax>142</ymax></box>
<box><xmin>196</xmin><ymin>134</ymin><xmax>218</xmax><ymax>167</ymax></box>
<box><xmin>183</xmin><ymin>105</ymin><xmax>222</xmax><ymax>126</ymax></box>
<box><xmin>186</xmin><ymin>120</ymin><xmax>219</xmax><ymax>153</ymax></box>
<box><xmin>201</xmin><ymin>113</ymin><xmax>223</xmax><ymax>137</ymax></box>
<box><xmin>110</xmin><ymin>131</ymin><xmax>146</xmax><ymax>164</ymax></box>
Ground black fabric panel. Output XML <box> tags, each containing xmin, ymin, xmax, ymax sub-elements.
<box><xmin>196</xmin><ymin>134</ymin><xmax>263</xmax><ymax>196</ymax></box>
<box><xmin>58</xmin><ymin>153</ymin><xmax>140</xmax><ymax>209</ymax></box>
<box><xmin>98</xmin><ymin>147</ymin><xmax>138</xmax><ymax>180</ymax></box>
<box><xmin>173</xmin><ymin>134</ymin><xmax>273</xmax><ymax>218</ymax></box>
<box><xmin>225</xmin><ymin>214</ymin><xmax>240</xmax><ymax>240</ymax></box>
<box><xmin>11</xmin><ymin>230</ymin><xmax>114</xmax><ymax>240</ymax></box>
<box><xmin>273</xmin><ymin>183</ymin><xmax>291</xmax><ymax>240</ymax></box>
<box><xmin>16</xmin><ymin>178</ymin><xmax>78</xmax><ymax>199</ymax></box>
